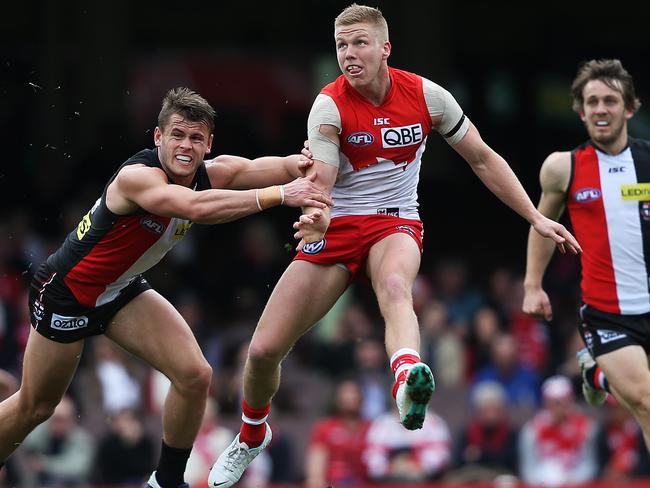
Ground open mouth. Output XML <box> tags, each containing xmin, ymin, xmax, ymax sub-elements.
<box><xmin>175</xmin><ymin>155</ymin><xmax>192</xmax><ymax>165</ymax></box>
<box><xmin>346</xmin><ymin>65</ymin><xmax>363</xmax><ymax>76</ymax></box>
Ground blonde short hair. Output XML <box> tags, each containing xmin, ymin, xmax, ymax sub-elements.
<box><xmin>335</xmin><ymin>3</ymin><xmax>389</xmax><ymax>42</ymax></box>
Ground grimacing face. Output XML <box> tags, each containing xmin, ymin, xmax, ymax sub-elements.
<box><xmin>335</xmin><ymin>22</ymin><xmax>390</xmax><ymax>89</ymax></box>
<box><xmin>154</xmin><ymin>113</ymin><xmax>213</xmax><ymax>185</ymax></box>
<box><xmin>580</xmin><ymin>79</ymin><xmax>633</xmax><ymax>148</ymax></box>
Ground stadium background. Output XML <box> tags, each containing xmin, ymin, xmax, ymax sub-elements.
<box><xmin>2</xmin><ymin>0</ymin><xmax>650</xmax><ymax>486</ymax></box>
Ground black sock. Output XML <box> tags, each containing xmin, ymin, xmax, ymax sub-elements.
<box><xmin>585</xmin><ymin>364</ymin><xmax>610</xmax><ymax>392</ymax></box>
<box><xmin>156</xmin><ymin>440</ymin><xmax>191</xmax><ymax>487</ymax></box>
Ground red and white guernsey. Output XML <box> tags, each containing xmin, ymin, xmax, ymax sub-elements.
<box><xmin>46</xmin><ymin>148</ymin><xmax>211</xmax><ymax>308</ymax></box>
<box><xmin>567</xmin><ymin>138</ymin><xmax>650</xmax><ymax>314</ymax></box>
<box><xmin>308</xmin><ymin>67</ymin><xmax>469</xmax><ymax>219</ymax></box>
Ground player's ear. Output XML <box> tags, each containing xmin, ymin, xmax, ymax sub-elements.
<box><xmin>154</xmin><ymin>127</ymin><xmax>162</xmax><ymax>147</ymax></box>
<box><xmin>382</xmin><ymin>41</ymin><xmax>391</xmax><ymax>60</ymax></box>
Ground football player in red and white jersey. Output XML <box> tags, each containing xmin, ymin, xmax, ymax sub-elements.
<box><xmin>524</xmin><ymin>59</ymin><xmax>650</xmax><ymax>452</ymax></box>
<box><xmin>209</xmin><ymin>6</ymin><xmax>579</xmax><ymax>487</ymax></box>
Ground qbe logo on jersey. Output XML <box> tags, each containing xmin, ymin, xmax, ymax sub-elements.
<box><xmin>381</xmin><ymin>123</ymin><xmax>423</xmax><ymax>148</ymax></box>
<box><xmin>51</xmin><ymin>313</ymin><xmax>89</xmax><ymax>331</ymax></box>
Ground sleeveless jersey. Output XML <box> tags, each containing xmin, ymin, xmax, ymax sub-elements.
<box><xmin>46</xmin><ymin>148</ymin><xmax>211</xmax><ymax>308</ymax></box>
<box><xmin>567</xmin><ymin>138</ymin><xmax>650</xmax><ymax>314</ymax></box>
<box><xmin>319</xmin><ymin>68</ymin><xmax>461</xmax><ymax>219</ymax></box>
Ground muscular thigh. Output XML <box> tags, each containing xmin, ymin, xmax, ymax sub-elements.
<box><xmin>597</xmin><ymin>346</ymin><xmax>650</xmax><ymax>401</ymax></box>
<box><xmin>252</xmin><ymin>260</ymin><xmax>349</xmax><ymax>354</ymax></box>
<box><xmin>19</xmin><ymin>328</ymin><xmax>84</xmax><ymax>405</ymax></box>
<box><xmin>105</xmin><ymin>289</ymin><xmax>204</xmax><ymax>379</ymax></box>
<box><xmin>366</xmin><ymin>232</ymin><xmax>421</xmax><ymax>291</ymax></box>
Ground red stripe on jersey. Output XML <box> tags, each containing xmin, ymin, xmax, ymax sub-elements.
<box><xmin>64</xmin><ymin>214</ymin><xmax>170</xmax><ymax>307</ymax></box>
<box><xmin>567</xmin><ymin>146</ymin><xmax>619</xmax><ymax>313</ymax></box>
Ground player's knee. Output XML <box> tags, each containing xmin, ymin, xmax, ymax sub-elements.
<box><xmin>629</xmin><ymin>390</ymin><xmax>650</xmax><ymax>418</ymax></box>
<box><xmin>247</xmin><ymin>341</ymin><xmax>284</xmax><ymax>368</ymax></box>
<box><xmin>173</xmin><ymin>358</ymin><xmax>212</xmax><ymax>395</ymax></box>
<box><xmin>377</xmin><ymin>272</ymin><xmax>410</xmax><ymax>304</ymax></box>
<box><xmin>633</xmin><ymin>391</ymin><xmax>650</xmax><ymax>418</ymax></box>
<box><xmin>23</xmin><ymin>399</ymin><xmax>58</xmax><ymax>427</ymax></box>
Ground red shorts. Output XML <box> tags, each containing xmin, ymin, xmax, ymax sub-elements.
<box><xmin>294</xmin><ymin>215</ymin><xmax>424</xmax><ymax>280</ymax></box>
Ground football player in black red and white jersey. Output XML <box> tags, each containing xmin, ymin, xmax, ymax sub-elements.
<box><xmin>0</xmin><ymin>87</ymin><xmax>332</xmax><ymax>488</ymax></box>
<box><xmin>523</xmin><ymin>59</ymin><xmax>650</xmax><ymax>452</ymax></box>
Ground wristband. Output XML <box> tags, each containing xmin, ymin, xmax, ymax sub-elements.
<box><xmin>256</xmin><ymin>186</ymin><xmax>283</xmax><ymax>210</ymax></box>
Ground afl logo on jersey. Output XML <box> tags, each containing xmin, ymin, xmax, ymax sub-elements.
<box><xmin>301</xmin><ymin>239</ymin><xmax>326</xmax><ymax>255</ymax></box>
<box><xmin>574</xmin><ymin>187</ymin><xmax>601</xmax><ymax>203</ymax></box>
<box><xmin>347</xmin><ymin>132</ymin><xmax>374</xmax><ymax>147</ymax></box>
<box><xmin>140</xmin><ymin>217</ymin><xmax>165</xmax><ymax>235</ymax></box>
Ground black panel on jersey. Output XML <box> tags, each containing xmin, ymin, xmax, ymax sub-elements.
<box><xmin>629</xmin><ymin>137</ymin><xmax>650</xmax><ymax>292</ymax></box>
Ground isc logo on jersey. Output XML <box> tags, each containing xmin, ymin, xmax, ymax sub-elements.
<box><xmin>381</xmin><ymin>124</ymin><xmax>423</xmax><ymax>149</ymax></box>
<box><xmin>51</xmin><ymin>313</ymin><xmax>89</xmax><ymax>331</ymax></box>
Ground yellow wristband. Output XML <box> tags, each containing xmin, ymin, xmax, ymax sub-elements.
<box><xmin>256</xmin><ymin>186</ymin><xmax>283</xmax><ymax>210</ymax></box>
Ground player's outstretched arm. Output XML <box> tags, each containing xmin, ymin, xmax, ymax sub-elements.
<box><xmin>452</xmin><ymin>123</ymin><xmax>581</xmax><ymax>255</ymax></box>
<box><xmin>206</xmin><ymin>153</ymin><xmax>315</xmax><ymax>190</ymax></box>
<box><xmin>108</xmin><ymin>165</ymin><xmax>331</xmax><ymax>225</ymax></box>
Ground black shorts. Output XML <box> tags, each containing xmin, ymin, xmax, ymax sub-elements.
<box><xmin>578</xmin><ymin>303</ymin><xmax>650</xmax><ymax>358</ymax></box>
<box><xmin>29</xmin><ymin>262</ymin><xmax>151</xmax><ymax>343</ymax></box>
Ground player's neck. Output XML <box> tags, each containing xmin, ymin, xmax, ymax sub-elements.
<box><xmin>354</xmin><ymin>68</ymin><xmax>391</xmax><ymax>106</ymax></box>
<box><xmin>593</xmin><ymin>130</ymin><xmax>628</xmax><ymax>156</ymax></box>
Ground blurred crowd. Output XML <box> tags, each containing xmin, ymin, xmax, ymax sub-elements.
<box><xmin>2</xmin><ymin>210</ymin><xmax>650</xmax><ymax>487</ymax></box>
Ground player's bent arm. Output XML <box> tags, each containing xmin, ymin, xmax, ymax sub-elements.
<box><xmin>300</xmin><ymin>124</ymin><xmax>341</xmax><ymax>238</ymax></box>
<box><xmin>111</xmin><ymin>165</ymin><xmax>263</xmax><ymax>224</ymax></box>
<box><xmin>206</xmin><ymin>154</ymin><xmax>308</xmax><ymax>190</ymax></box>
<box><xmin>524</xmin><ymin>152</ymin><xmax>571</xmax><ymax>290</ymax></box>
<box><xmin>452</xmin><ymin>123</ymin><xmax>540</xmax><ymax>223</ymax></box>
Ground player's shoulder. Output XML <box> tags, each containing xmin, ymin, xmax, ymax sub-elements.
<box><xmin>629</xmin><ymin>136</ymin><xmax>650</xmax><ymax>152</ymax></box>
<box><xmin>543</xmin><ymin>150</ymin><xmax>572</xmax><ymax>167</ymax></box>
<box><xmin>541</xmin><ymin>151</ymin><xmax>572</xmax><ymax>178</ymax></box>
<box><xmin>116</xmin><ymin>161</ymin><xmax>166</xmax><ymax>188</ymax></box>
<box><xmin>540</xmin><ymin>151</ymin><xmax>571</xmax><ymax>191</ymax></box>
<box><xmin>320</xmin><ymin>74</ymin><xmax>348</xmax><ymax>97</ymax></box>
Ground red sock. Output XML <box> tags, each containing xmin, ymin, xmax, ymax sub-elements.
<box><xmin>390</xmin><ymin>348</ymin><xmax>420</xmax><ymax>398</ymax></box>
<box><xmin>240</xmin><ymin>400</ymin><xmax>270</xmax><ymax>447</ymax></box>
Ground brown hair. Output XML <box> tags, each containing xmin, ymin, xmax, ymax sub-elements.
<box><xmin>335</xmin><ymin>3</ymin><xmax>389</xmax><ymax>42</ymax></box>
<box><xmin>571</xmin><ymin>59</ymin><xmax>641</xmax><ymax>113</ymax></box>
<box><xmin>158</xmin><ymin>87</ymin><xmax>216</xmax><ymax>132</ymax></box>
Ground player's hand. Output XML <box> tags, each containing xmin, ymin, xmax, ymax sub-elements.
<box><xmin>522</xmin><ymin>286</ymin><xmax>553</xmax><ymax>321</ymax></box>
<box><xmin>296</xmin><ymin>153</ymin><xmax>314</xmax><ymax>177</ymax></box>
<box><xmin>532</xmin><ymin>215</ymin><xmax>582</xmax><ymax>255</ymax></box>
<box><xmin>293</xmin><ymin>210</ymin><xmax>326</xmax><ymax>250</ymax></box>
<box><xmin>301</xmin><ymin>139</ymin><xmax>313</xmax><ymax>160</ymax></box>
<box><xmin>283</xmin><ymin>173</ymin><xmax>333</xmax><ymax>209</ymax></box>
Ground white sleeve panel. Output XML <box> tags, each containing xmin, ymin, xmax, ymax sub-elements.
<box><xmin>307</xmin><ymin>94</ymin><xmax>342</xmax><ymax>167</ymax></box>
<box><xmin>422</xmin><ymin>77</ymin><xmax>470</xmax><ymax>145</ymax></box>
